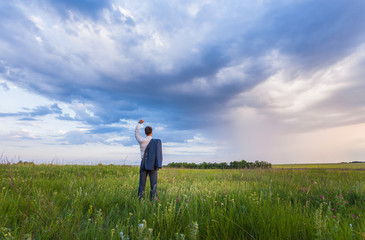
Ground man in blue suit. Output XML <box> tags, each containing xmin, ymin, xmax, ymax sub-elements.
<box><xmin>135</xmin><ymin>119</ymin><xmax>163</xmax><ymax>200</ymax></box>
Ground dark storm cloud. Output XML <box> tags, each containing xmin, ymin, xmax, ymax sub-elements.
<box><xmin>19</xmin><ymin>117</ymin><xmax>37</xmax><ymax>121</ymax></box>
<box><xmin>1</xmin><ymin>0</ymin><xmax>365</xmax><ymax>131</ymax></box>
<box><xmin>40</xmin><ymin>0</ymin><xmax>112</xmax><ymax>19</ymax></box>
<box><xmin>255</xmin><ymin>0</ymin><xmax>365</xmax><ymax>69</ymax></box>
<box><xmin>29</xmin><ymin>104</ymin><xmax>62</xmax><ymax>116</ymax></box>
<box><xmin>0</xmin><ymin>104</ymin><xmax>62</xmax><ymax>119</ymax></box>
<box><xmin>89</xmin><ymin>126</ymin><xmax>125</xmax><ymax>134</ymax></box>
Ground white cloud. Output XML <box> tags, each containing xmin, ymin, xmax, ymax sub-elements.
<box><xmin>231</xmin><ymin>44</ymin><xmax>365</xmax><ymax>130</ymax></box>
<box><xmin>29</xmin><ymin>15</ymin><xmax>45</xmax><ymax>30</ymax></box>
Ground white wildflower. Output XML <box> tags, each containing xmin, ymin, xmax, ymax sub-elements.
<box><xmin>120</xmin><ymin>231</ymin><xmax>130</xmax><ymax>240</ymax></box>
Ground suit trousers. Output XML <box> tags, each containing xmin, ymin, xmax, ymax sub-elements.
<box><xmin>138</xmin><ymin>168</ymin><xmax>158</xmax><ymax>200</ymax></box>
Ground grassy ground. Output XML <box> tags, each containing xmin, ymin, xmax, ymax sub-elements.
<box><xmin>273</xmin><ymin>163</ymin><xmax>365</xmax><ymax>169</ymax></box>
<box><xmin>0</xmin><ymin>164</ymin><xmax>364</xmax><ymax>239</ymax></box>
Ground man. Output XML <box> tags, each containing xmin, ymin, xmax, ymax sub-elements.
<box><xmin>135</xmin><ymin>119</ymin><xmax>162</xmax><ymax>200</ymax></box>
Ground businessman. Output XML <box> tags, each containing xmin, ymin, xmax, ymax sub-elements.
<box><xmin>135</xmin><ymin>119</ymin><xmax>162</xmax><ymax>200</ymax></box>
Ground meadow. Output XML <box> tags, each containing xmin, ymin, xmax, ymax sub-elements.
<box><xmin>0</xmin><ymin>163</ymin><xmax>364</xmax><ymax>239</ymax></box>
<box><xmin>273</xmin><ymin>163</ymin><xmax>365</xmax><ymax>169</ymax></box>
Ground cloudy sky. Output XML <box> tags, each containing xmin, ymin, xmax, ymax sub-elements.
<box><xmin>1</xmin><ymin>0</ymin><xmax>365</xmax><ymax>165</ymax></box>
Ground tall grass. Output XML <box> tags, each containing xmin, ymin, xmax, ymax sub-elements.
<box><xmin>0</xmin><ymin>164</ymin><xmax>364</xmax><ymax>239</ymax></box>
<box><xmin>273</xmin><ymin>163</ymin><xmax>365</xmax><ymax>169</ymax></box>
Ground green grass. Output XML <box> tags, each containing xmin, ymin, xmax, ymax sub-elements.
<box><xmin>273</xmin><ymin>163</ymin><xmax>365</xmax><ymax>169</ymax></box>
<box><xmin>0</xmin><ymin>164</ymin><xmax>364</xmax><ymax>239</ymax></box>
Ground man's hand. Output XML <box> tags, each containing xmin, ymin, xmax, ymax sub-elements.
<box><xmin>139</xmin><ymin>119</ymin><xmax>144</xmax><ymax>124</ymax></box>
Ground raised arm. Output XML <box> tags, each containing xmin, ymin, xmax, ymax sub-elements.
<box><xmin>135</xmin><ymin>120</ymin><xmax>144</xmax><ymax>143</ymax></box>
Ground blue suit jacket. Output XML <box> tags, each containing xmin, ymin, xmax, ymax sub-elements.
<box><xmin>141</xmin><ymin>139</ymin><xmax>163</xmax><ymax>170</ymax></box>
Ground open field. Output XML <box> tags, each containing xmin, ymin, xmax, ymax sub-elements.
<box><xmin>0</xmin><ymin>164</ymin><xmax>364</xmax><ymax>239</ymax></box>
<box><xmin>273</xmin><ymin>163</ymin><xmax>365</xmax><ymax>169</ymax></box>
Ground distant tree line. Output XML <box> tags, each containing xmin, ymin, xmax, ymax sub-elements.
<box><xmin>15</xmin><ymin>161</ymin><xmax>35</xmax><ymax>165</ymax></box>
<box><xmin>165</xmin><ymin>160</ymin><xmax>272</xmax><ymax>169</ymax></box>
<box><xmin>340</xmin><ymin>161</ymin><xmax>365</xmax><ymax>164</ymax></box>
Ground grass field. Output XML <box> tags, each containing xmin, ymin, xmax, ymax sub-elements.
<box><xmin>0</xmin><ymin>164</ymin><xmax>364</xmax><ymax>239</ymax></box>
<box><xmin>273</xmin><ymin>163</ymin><xmax>365</xmax><ymax>169</ymax></box>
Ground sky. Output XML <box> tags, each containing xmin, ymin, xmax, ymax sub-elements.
<box><xmin>1</xmin><ymin>0</ymin><xmax>365</xmax><ymax>165</ymax></box>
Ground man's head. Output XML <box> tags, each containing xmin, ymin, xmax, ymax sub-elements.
<box><xmin>145</xmin><ymin>126</ymin><xmax>153</xmax><ymax>136</ymax></box>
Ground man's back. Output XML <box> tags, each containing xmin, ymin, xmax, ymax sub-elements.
<box><xmin>135</xmin><ymin>122</ymin><xmax>152</xmax><ymax>159</ymax></box>
<box><xmin>142</xmin><ymin>139</ymin><xmax>163</xmax><ymax>170</ymax></box>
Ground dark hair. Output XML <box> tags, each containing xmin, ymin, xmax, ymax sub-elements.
<box><xmin>145</xmin><ymin>126</ymin><xmax>152</xmax><ymax>136</ymax></box>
